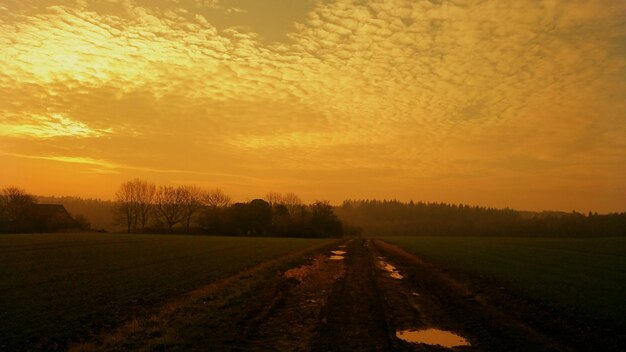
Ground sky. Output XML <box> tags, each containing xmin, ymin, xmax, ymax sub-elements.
<box><xmin>1</xmin><ymin>0</ymin><xmax>625</xmax><ymax>212</ymax></box>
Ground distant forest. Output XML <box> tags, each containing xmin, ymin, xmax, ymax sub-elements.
<box><xmin>3</xmin><ymin>185</ymin><xmax>625</xmax><ymax>237</ymax></box>
<box><xmin>335</xmin><ymin>200</ymin><xmax>626</xmax><ymax>237</ymax></box>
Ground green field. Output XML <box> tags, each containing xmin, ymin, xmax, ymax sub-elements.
<box><xmin>384</xmin><ymin>236</ymin><xmax>626</xmax><ymax>324</ymax></box>
<box><xmin>0</xmin><ymin>233</ymin><xmax>333</xmax><ymax>349</ymax></box>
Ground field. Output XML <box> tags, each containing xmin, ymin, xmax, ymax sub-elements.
<box><xmin>0</xmin><ymin>233</ymin><xmax>334</xmax><ymax>350</ymax></box>
<box><xmin>384</xmin><ymin>236</ymin><xmax>626</xmax><ymax>324</ymax></box>
<box><xmin>1</xmin><ymin>234</ymin><xmax>625</xmax><ymax>351</ymax></box>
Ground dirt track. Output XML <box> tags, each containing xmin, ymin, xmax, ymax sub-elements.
<box><xmin>76</xmin><ymin>238</ymin><xmax>625</xmax><ymax>351</ymax></box>
<box><xmin>229</xmin><ymin>239</ymin><xmax>623</xmax><ymax>351</ymax></box>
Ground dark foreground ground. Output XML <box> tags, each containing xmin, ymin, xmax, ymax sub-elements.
<box><xmin>70</xmin><ymin>238</ymin><xmax>624</xmax><ymax>352</ymax></box>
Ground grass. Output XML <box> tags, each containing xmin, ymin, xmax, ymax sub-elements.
<box><xmin>0</xmin><ymin>233</ymin><xmax>334</xmax><ymax>350</ymax></box>
<box><xmin>383</xmin><ymin>236</ymin><xmax>626</xmax><ymax>325</ymax></box>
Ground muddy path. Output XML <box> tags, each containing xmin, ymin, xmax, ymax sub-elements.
<box><xmin>238</xmin><ymin>238</ymin><xmax>621</xmax><ymax>351</ymax></box>
<box><xmin>311</xmin><ymin>239</ymin><xmax>568</xmax><ymax>352</ymax></box>
<box><xmin>74</xmin><ymin>239</ymin><xmax>624</xmax><ymax>351</ymax></box>
<box><xmin>311</xmin><ymin>240</ymin><xmax>398</xmax><ymax>351</ymax></box>
<box><xmin>371</xmin><ymin>240</ymin><xmax>564</xmax><ymax>351</ymax></box>
<box><xmin>372</xmin><ymin>240</ymin><xmax>624</xmax><ymax>352</ymax></box>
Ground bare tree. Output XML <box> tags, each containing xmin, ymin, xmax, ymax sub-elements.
<box><xmin>0</xmin><ymin>187</ymin><xmax>36</xmax><ymax>232</ymax></box>
<box><xmin>202</xmin><ymin>188</ymin><xmax>231</xmax><ymax>208</ymax></box>
<box><xmin>135</xmin><ymin>180</ymin><xmax>156</xmax><ymax>232</ymax></box>
<box><xmin>264</xmin><ymin>192</ymin><xmax>303</xmax><ymax>215</ymax></box>
<box><xmin>198</xmin><ymin>188</ymin><xmax>231</xmax><ymax>234</ymax></box>
<box><xmin>265</xmin><ymin>192</ymin><xmax>284</xmax><ymax>206</ymax></box>
<box><xmin>114</xmin><ymin>179</ymin><xmax>156</xmax><ymax>233</ymax></box>
<box><xmin>114</xmin><ymin>181</ymin><xmax>138</xmax><ymax>233</ymax></box>
<box><xmin>154</xmin><ymin>186</ymin><xmax>185</xmax><ymax>233</ymax></box>
<box><xmin>282</xmin><ymin>192</ymin><xmax>303</xmax><ymax>215</ymax></box>
<box><xmin>179</xmin><ymin>185</ymin><xmax>202</xmax><ymax>233</ymax></box>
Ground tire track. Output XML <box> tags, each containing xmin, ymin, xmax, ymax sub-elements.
<box><xmin>312</xmin><ymin>239</ymin><xmax>398</xmax><ymax>352</ymax></box>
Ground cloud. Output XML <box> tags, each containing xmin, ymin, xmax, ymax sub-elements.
<box><xmin>0</xmin><ymin>0</ymin><xmax>625</xmax><ymax>210</ymax></box>
<box><xmin>225</xmin><ymin>7</ymin><xmax>247</xmax><ymax>14</ymax></box>
<box><xmin>0</xmin><ymin>151</ymin><xmax>120</xmax><ymax>169</ymax></box>
<box><xmin>0</xmin><ymin>113</ymin><xmax>112</xmax><ymax>138</ymax></box>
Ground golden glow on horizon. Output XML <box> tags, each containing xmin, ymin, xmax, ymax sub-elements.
<box><xmin>1</xmin><ymin>0</ymin><xmax>625</xmax><ymax>212</ymax></box>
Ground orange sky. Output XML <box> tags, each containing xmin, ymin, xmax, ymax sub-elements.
<box><xmin>1</xmin><ymin>0</ymin><xmax>625</xmax><ymax>213</ymax></box>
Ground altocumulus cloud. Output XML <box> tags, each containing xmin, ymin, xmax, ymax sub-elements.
<box><xmin>0</xmin><ymin>0</ymin><xmax>625</xmax><ymax>211</ymax></box>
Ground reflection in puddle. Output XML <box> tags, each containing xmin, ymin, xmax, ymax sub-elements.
<box><xmin>329</xmin><ymin>249</ymin><xmax>347</xmax><ymax>260</ymax></box>
<box><xmin>378</xmin><ymin>260</ymin><xmax>403</xmax><ymax>279</ymax></box>
<box><xmin>396</xmin><ymin>328</ymin><xmax>470</xmax><ymax>347</ymax></box>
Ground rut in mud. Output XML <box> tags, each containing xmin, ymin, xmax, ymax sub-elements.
<box><xmin>312</xmin><ymin>240</ymin><xmax>397</xmax><ymax>351</ymax></box>
<box><xmin>236</xmin><ymin>239</ymin><xmax>622</xmax><ymax>352</ymax></box>
<box><xmin>75</xmin><ymin>239</ymin><xmax>624</xmax><ymax>351</ymax></box>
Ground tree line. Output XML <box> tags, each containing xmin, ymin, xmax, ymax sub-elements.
<box><xmin>113</xmin><ymin>179</ymin><xmax>344</xmax><ymax>238</ymax></box>
<box><xmin>5</xmin><ymin>184</ymin><xmax>625</xmax><ymax>237</ymax></box>
<box><xmin>335</xmin><ymin>199</ymin><xmax>626</xmax><ymax>237</ymax></box>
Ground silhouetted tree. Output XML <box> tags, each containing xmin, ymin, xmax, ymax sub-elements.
<box><xmin>154</xmin><ymin>186</ymin><xmax>185</xmax><ymax>233</ymax></box>
<box><xmin>197</xmin><ymin>188</ymin><xmax>231</xmax><ymax>234</ymax></box>
<box><xmin>310</xmin><ymin>201</ymin><xmax>343</xmax><ymax>237</ymax></box>
<box><xmin>135</xmin><ymin>180</ymin><xmax>156</xmax><ymax>232</ymax></box>
<box><xmin>226</xmin><ymin>199</ymin><xmax>273</xmax><ymax>236</ymax></box>
<box><xmin>264</xmin><ymin>192</ymin><xmax>303</xmax><ymax>215</ymax></box>
<box><xmin>248</xmin><ymin>199</ymin><xmax>272</xmax><ymax>235</ymax></box>
<box><xmin>179</xmin><ymin>185</ymin><xmax>202</xmax><ymax>233</ymax></box>
<box><xmin>202</xmin><ymin>196</ymin><xmax>345</xmax><ymax>238</ymax></box>
<box><xmin>0</xmin><ymin>187</ymin><xmax>36</xmax><ymax>233</ymax></box>
<box><xmin>269</xmin><ymin>203</ymin><xmax>290</xmax><ymax>236</ymax></box>
<box><xmin>113</xmin><ymin>179</ymin><xmax>156</xmax><ymax>233</ymax></box>
<box><xmin>114</xmin><ymin>181</ymin><xmax>137</xmax><ymax>233</ymax></box>
<box><xmin>202</xmin><ymin>188</ymin><xmax>231</xmax><ymax>208</ymax></box>
<box><xmin>283</xmin><ymin>192</ymin><xmax>303</xmax><ymax>215</ymax></box>
<box><xmin>265</xmin><ymin>192</ymin><xmax>283</xmax><ymax>206</ymax></box>
<box><xmin>229</xmin><ymin>203</ymin><xmax>251</xmax><ymax>235</ymax></box>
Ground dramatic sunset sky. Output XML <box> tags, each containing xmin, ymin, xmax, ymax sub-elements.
<box><xmin>1</xmin><ymin>0</ymin><xmax>625</xmax><ymax>212</ymax></box>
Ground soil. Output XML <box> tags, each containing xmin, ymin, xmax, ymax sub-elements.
<box><xmin>75</xmin><ymin>238</ymin><xmax>625</xmax><ymax>351</ymax></box>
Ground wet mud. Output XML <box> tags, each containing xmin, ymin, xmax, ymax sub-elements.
<box><xmin>377</xmin><ymin>258</ymin><xmax>404</xmax><ymax>280</ymax></box>
<box><xmin>75</xmin><ymin>239</ymin><xmax>625</xmax><ymax>351</ymax></box>
<box><xmin>371</xmin><ymin>239</ymin><xmax>624</xmax><ymax>352</ymax></box>
<box><xmin>312</xmin><ymin>240</ymin><xmax>397</xmax><ymax>352</ymax></box>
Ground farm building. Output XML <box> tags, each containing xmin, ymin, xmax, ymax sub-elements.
<box><xmin>0</xmin><ymin>204</ymin><xmax>80</xmax><ymax>233</ymax></box>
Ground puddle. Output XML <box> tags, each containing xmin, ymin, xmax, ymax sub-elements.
<box><xmin>378</xmin><ymin>260</ymin><xmax>403</xmax><ymax>279</ymax></box>
<box><xmin>396</xmin><ymin>328</ymin><xmax>470</xmax><ymax>348</ymax></box>
<box><xmin>411</xmin><ymin>292</ymin><xmax>420</xmax><ymax>296</ymax></box>
<box><xmin>329</xmin><ymin>249</ymin><xmax>347</xmax><ymax>260</ymax></box>
<box><xmin>388</xmin><ymin>271</ymin><xmax>403</xmax><ymax>280</ymax></box>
